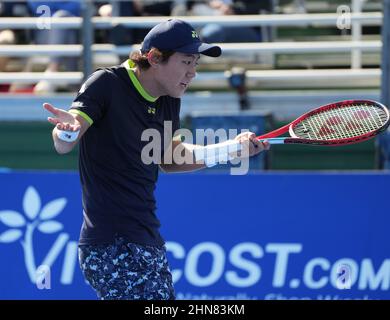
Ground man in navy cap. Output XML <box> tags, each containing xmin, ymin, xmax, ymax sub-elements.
<box><xmin>44</xmin><ymin>19</ymin><xmax>269</xmax><ymax>300</ymax></box>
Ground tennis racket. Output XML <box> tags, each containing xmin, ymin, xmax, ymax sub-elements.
<box><xmin>256</xmin><ymin>99</ymin><xmax>390</xmax><ymax>146</ymax></box>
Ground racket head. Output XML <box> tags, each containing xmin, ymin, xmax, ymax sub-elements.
<box><xmin>287</xmin><ymin>100</ymin><xmax>390</xmax><ymax>145</ymax></box>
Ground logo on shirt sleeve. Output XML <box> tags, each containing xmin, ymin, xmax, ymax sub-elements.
<box><xmin>79</xmin><ymin>82</ymin><xmax>87</xmax><ymax>94</ymax></box>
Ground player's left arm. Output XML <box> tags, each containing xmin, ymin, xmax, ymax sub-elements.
<box><xmin>159</xmin><ymin>132</ymin><xmax>269</xmax><ymax>173</ymax></box>
<box><xmin>159</xmin><ymin>140</ymin><xmax>207</xmax><ymax>173</ymax></box>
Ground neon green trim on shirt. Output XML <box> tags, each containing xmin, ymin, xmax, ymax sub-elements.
<box><xmin>123</xmin><ymin>59</ymin><xmax>158</xmax><ymax>103</ymax></box>
<box><xmin>69</xmin><ymin>109</ymin><xmax>93</xmax><ymax>126</ymax></box>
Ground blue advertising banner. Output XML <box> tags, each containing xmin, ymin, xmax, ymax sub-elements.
<box><xmin>0</xmin><ymin>171</ymin><xmax>389</xmax><ymax>300</ymax></box>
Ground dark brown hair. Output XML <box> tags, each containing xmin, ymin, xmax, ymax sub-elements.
<box><xmin>130</xmin><ymin>48</ymin><xmax>175</xmax><ymax>70</ymax></box>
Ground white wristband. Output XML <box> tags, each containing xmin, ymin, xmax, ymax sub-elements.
<box><xmin>56</xmin><ymin>129</ymin><xmax>80</xmax><ymax>142</ymax></box>
<box><xmin>194</xmin><ymin>140</ymin><xmax>242</xmax><ymax>167</ymax></box>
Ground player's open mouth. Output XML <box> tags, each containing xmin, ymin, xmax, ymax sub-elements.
<box><xmin>180</xmin><ymin>82</ymin><xmax>188</xmax><ymax>88</ymax></box>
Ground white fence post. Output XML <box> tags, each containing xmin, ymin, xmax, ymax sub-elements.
<box><xmin>81</xmin><ymin>0</ymin><xmax>93</xmax><ymax>80</ymax></box>
<box><xmin>351</xmin><ymin>0</ymin><xmax>366</xmax><ymax>69</ymax></box>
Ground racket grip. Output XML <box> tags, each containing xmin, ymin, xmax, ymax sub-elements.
<box><xmin>258</xmin><ymin>138</ymin><xmax>286</xmax><ymax>145</ymax></box>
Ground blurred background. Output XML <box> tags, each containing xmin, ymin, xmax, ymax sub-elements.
<box><xmin>0</xmin><ymin>0</ymin><xmax>389</xmax><ymax>300</ymax></box>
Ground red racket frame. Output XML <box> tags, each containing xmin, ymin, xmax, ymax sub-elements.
<box><xmin>256</xmin><ymin>100</ymin><xmax>390</xmax><ymax>146</ymax></box>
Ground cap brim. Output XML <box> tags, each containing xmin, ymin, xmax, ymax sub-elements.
<box><xmin>176</xmin><ymin>41</ymin><xmax>222</xmax><ymax>57</ymax></box>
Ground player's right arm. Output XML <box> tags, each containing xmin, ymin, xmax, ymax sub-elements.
<box><xmin>44</xmin><ymin>69</ymin><xmax>109</xmax><ymax>154</ymax></box>
<box><xmin>44</xmin><ymin>102</ymin><xmax>91</xmax><ymax>154</ymax></box>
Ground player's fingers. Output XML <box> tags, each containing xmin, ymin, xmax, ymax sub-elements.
<box><xmin>262</xmin><ymin>140</ymin><xmax>270</xmax><ymax>150</ymax></box>
<box><xmin>72</xmin><ymin>124</ymin><xmax>81</xmax><ymax>132</ymax></box>
<box><xmin>66</xmin><ymin>123</ymin><xmax>79</xmax><ymax>132</ymax></box>
<box><xmin>250</xmin><ymin>138</ymin><xmax>270</xmax><ymax>155</ymax></box>
<box><xmin>250</xmin><ymin>140</ymin><xmax>262</xmax><ymax>153</ymax></box>
<box><xmin>43</xmin><ymin>103</ymin><xmax>71</xmax><ymax>119</ymax></box>
<box><xmin>248</xmin><ymin>132</ymin><xmax>256</xmax><ymax>140</ymax></box>
<box><xmin>43</xmin><ymin>103</ymin><xmax>59</xmax><ymax>116</ymax></box>
<box><xmin>243</xmin><ymin>132</ymin><xmax>254</xmax><ymax>140</ymax></box>
<box><xmin>251</xmin><ymin>138</ymin><xmax>265</xmax><ymax>150</ymax></box>
<box><xmin>47</xmin><ymin>117</ymin><xmax>60</xmax><ymax>125</ymax></box>
<box><xmin>235</xmin><ymin>131</ymin><xmax>251</xmax><ymax>141</ymax></box>
<box><xmin>56</xmin><ymin>122</ymin><xmax>80</xmax><ymax>132</ymax></box>
<box><xmin>252</xmin><ymin>140</ymin><xmax>262</xmax><ymax>154</ymax></box>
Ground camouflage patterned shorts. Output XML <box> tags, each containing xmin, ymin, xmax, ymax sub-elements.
<box><xmin>78</xmin><ymin>237</ymin><xmax>175</xmax><ymax>300</ymax></box>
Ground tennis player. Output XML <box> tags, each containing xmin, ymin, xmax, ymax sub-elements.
<box><xmin>44</xmin><ymin>19</ymin><xmax>269</xmax><ymax>300</ymax></box>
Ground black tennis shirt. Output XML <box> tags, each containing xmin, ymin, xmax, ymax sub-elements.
<box><xmin>69</xmin><ymin>60</ymin><xmax>181</xmax><ymax>246</ymax></box>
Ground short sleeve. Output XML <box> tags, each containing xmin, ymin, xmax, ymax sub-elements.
<box><xmin>69</xmin><ymin>69</ymin><xmax>111</xmax><ymax>125</ymax></box>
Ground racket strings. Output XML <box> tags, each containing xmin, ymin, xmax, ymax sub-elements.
<box><xmin>315</xmin><ymin>105</ymin><xmax>383</xmax><ymax>138</ymax></box>
<box><xmin>316</xmin><ymin>105</ymin><xmax>381</xmax><ymax>138</ymax></box>
<box><xmin>293</xmin><ymin>103</ymin><xmax>388</xmax><ymax>140</ymax></box>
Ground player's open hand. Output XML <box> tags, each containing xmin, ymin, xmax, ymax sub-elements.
<box><xmin>43</xmin><ymin>103</ymin><xmax>81</xmax><ymax>132</ymax></box>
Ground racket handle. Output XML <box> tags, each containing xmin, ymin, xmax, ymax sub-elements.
<box><xmin>257</xmin><ymin>138</ymin><xmax>286</xmax><ymax>145</ymax></box>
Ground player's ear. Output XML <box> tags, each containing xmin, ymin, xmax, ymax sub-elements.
<box><xmin>147</xmin><ymin>48</ymin><xmax>161</xmax><ymax>68</ymax></box>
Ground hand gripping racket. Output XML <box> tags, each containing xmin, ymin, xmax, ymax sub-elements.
<box><xmin>257</xmin><ymin>99</ymin><xmax>390</xmax><ymax>146</ymax></box>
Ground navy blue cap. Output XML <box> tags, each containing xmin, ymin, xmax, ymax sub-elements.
<box><xmin>141</xmin><ymin>19</ymin><xmax>222</xmax><ymax>57</ymax></box>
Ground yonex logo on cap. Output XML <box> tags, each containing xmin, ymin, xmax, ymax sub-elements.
<box><xmin>191</xmin><ymin>31</ymin><xmax>199</xmax><ymax>39</ymax></box>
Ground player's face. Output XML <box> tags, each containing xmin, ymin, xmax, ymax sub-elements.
<box><xmin>155</xmin><ymin>52</ymin><xmax>199</xmax><ymax>98</ymax></box>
